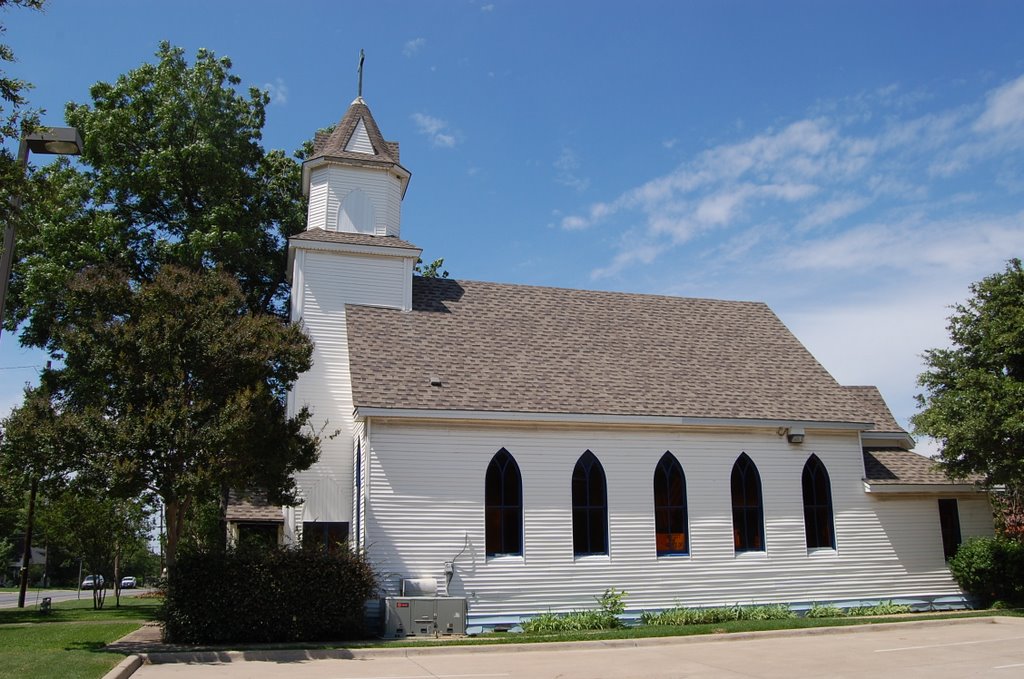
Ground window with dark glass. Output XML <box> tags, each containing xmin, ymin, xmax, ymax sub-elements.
<box><xmin>731</xmin><ymin>453</ymin><xmax>765</xmax><ymax>552</ymax></box>
<box><xmin>938</xmin><ymin>499</ymin><xmax>962</xmax><ymax>560</ymax></box>
<box><xmin>238</xmin><ymin>523</ymin><xmax>280</xmax><ymax>549</ymax></box>
<box><xmin>303</xmin><ymin>521</ymin><xmax>350</xmax><ymax>554</ymax></box>
<box><xmin>802</xmin><ymin>454</ymin><xmax>835</xmax><ymax>549</ymax></box>
<box><xmin>654</xmin><ymin>452</ymin><xmax>688</xmax><ymax>555</ymax></box>
<box><xmin>485</xmin><ymin>449</ymin><xmax>523</xmax><ymax>557</ymax></box>
<box><xmin>572</xmin><ymin>450</ymin><xmax>608</xmax><ymax>556</ymax></box>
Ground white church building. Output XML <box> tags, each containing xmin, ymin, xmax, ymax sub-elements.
<box><xmin>235</xmin><ymin>95</ymin><xmax>993</xmax><ymax>625</ymax></box>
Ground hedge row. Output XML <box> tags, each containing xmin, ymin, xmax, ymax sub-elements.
<box><xmin>161</xmin><ymin>546</ymin><xmax>377</xmax><ymax>644</ymax></box>
<box><xmin>948</xmin><ymin>536</ymin><xmax>1024</xmax><ymax>607</ymax></box>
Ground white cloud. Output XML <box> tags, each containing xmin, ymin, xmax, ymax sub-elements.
<box><xmin>561</xmin><ymin>215</ymin><xmax>588</xmax><ymax>230</ymax></box>
<box><xmin>796</xmin><ymin>195</ymin><xmax>869</xmax><ymax>231</ymax></box>
<box><xmin>481</xmin><ymin>3</ymin><xmax>495</xmax><ymax>11</ymax></box>
<box><xmin>554</xmin><ymin>147</ymin><xmax>589</xmax><ymax>192</ymax></box>
<box><xmin>411</xmin><ymin>112</ymin><xmax>459</xmax><ymax>148</ymax></box>
<box><xmin>262</xmin><ymin>77</ymin><xmax>288</xmax><ymax>105</ymax></box>
<box><xmin>403</xmin><ymin>37</ymin><xmax>427</xmax><ymax>57</ymax></box>
<box><xmin>975</xmin><ymin>73</ymin><xmax>1024</xmax><ymax>132</ymax></box>
<box><xmin>561</xmin><ymin>72</ymin><xmax>1024</xmax><ymax>287</ymax></box>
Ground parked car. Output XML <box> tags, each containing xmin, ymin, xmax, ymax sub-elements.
<box><xmin>120</xmin><ymin>576</ymin><xmax>137</xmax><ymax>589</ymax></box>
<box><xmin>81</xmin><ymin>575</ymin><xmax>105</xmax><ymax>590</ymax></box>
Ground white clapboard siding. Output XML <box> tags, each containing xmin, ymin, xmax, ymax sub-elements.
<box><xmin>290</xmin><ymin>250</ymin><xmax>406</xmax><ymax>524</ymax></box>
<box><xmin>306</xmin><ymin>166</ymin><xmax>402</xmax><ymax>236</ymax></box>
<box><xmin>362</xmin><ymin>421</ymin><xmax>993</xmax><ymax>623</ymax></box>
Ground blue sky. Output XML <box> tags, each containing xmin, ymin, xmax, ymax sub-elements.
<box><xmin>3</xmin><ymin>0</ymin><xmax>1024</xmax><ymax>451</ymax></box>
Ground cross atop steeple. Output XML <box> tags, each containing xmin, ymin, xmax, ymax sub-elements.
<box><xmin>357</xmin><ymin>49</ymin><xmax>365</xmax><ymax>99</ymax></box>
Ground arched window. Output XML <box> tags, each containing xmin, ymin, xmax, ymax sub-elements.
<box><xmin>485</xmin><ymin>449</ymin><xmax>522</xmax><ymax>557</ymax></box>
<box><xmin>654</xmin><ymin>452</ymin><xmax>688</xmax><ymax>555</ymax></box>
<box><xmin>731</xmin><ymin>453</ymin><xmax>765</xmax><ymax>552</ymax></box>
<box><xmin>802</xmin><ymin>454</ymin><xmax>835</xmax><ymax>550</ymax></box>
<box><xmin>338</xmin><ymin>188</ymin><xmax>376</xmax><ymax>234</ymax></box>
<box><xmin>572</xmin><ymin>451</ymin><xmax>608</xmax><ymax>556</ymax></box>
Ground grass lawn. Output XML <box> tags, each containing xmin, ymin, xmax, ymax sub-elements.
<box><xmin>0</xmin><ymin>597</ymin><xmax>160</xmax><ymax>679</ymax></box>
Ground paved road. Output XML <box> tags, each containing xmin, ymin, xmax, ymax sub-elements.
<box><xmin>0</xmin><ymin>587</ymin><xmax>153</xmax><ymax>608</ymax></box>
<box><xmin>133</xmin><ymin>617</ymin><xmax>1024</xmax><ymax>678</ymax></box>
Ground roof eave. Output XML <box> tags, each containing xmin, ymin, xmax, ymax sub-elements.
<box><xmin>862</xmin><ymin>481</ymin><xmax>988</xmax><ymax>494</ymax></box>
<box><xmin>301</xmin><ymin>155</ymin><xmax>411</xmax><ymax>197</ymax></box>
<box><xmin>354</xmin><ymin>406</ymin><xmax>872</xmax><ymax>430</ymax></box>
<box><xmin>286</xmin><ymin>236</ymin><xmax>421</xmax><ymax>282</ymax></box>
<box><xmin>861</xmin><ymin>430</ymin><xmax>916</xmax><ymax>450</ymax></box>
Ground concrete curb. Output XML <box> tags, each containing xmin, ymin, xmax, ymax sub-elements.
<box><xmin>138</xmin><ymin>614</ymin><xmax>1024</xmax><ymax>665</ymax></box>
<box><xmin>101</xmin><ymin>654</ymin><xmax>142</xmax><ymax>679</ymax></box>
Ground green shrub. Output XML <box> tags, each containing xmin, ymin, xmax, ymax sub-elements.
<box><xmin>743</xmin><ymin>604</ymin><xmax>794</xmax><ymax>621</ymax></box>
<box><xmin>948</xmin><ymin>536</ymin><xmax>1024</xmax><ymax>607</ymax></box>
<box><xmin>805</xmin><ymin>603</ymin><xmax>845</xmax><ymax>618</ymax></box>
<box><xmin>161</xmin><ymin>545</ymin><xmax>377</xmax><ymax>643</ymax></box>
<box><xmin>640</xmin><ymin>603</ymin><xmax>793</xmax><ymax>626</ymax></box>
<box><xmin>847</xmin><ymin>601</ymin><xmax>912</xmax><ymax>616</ymax></box>
<box><xmin>522</xmin><ymin>589</ymin><xmax>627</xmax><ymax>633</ymax></box>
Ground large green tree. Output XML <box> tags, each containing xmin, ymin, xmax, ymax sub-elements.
<box><xmin>913</xmin><ymin>259</ymin><xmax>1024</xmax><ymax>531</ymax></box>
<box><xmin>37</xmin><ymin>489</ymin><xmax>151</xmax><ymax>608</ymax></box>
<box><xmin>4</xmin><ymin>41</ymin><xmax>306</xmax><ymax>346</ymax></box>
<box><xmin>43</xmin><ymin>265</ymin><xmax>319</xmax><ymax>568</ymax></box>
<box><xmin>0</xmin><ymin>384</ymin><xmax>82</xmax><ymax>604</ymax></box>
<box><xmin>3</xmin><ymin>43</ymin><xmax>321</xmax><ymax>569</ymax></box>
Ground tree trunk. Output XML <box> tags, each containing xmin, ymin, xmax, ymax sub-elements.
<box><xmin>16</xmin><ymin>477</ymin><xmax>38</xmax><ymax>609</ymax></box>
<box><xmin>217</xmin><ymin>483</ymin><xmax>229</xmax><ymax>552</ymax></box>
<box><xmin>113</xmin><ymin>550</ymin><xmax>121</xmax><ymax>607</ymax></box>
<box><xmin>164</xmin><ymin>497</ymin><xmax>187</xmax><ymax>572</ymax></box>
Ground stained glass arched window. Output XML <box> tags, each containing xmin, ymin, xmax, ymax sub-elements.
<box><xmin>802</xmin><ymin>454</ymin><xmax>835</xmax><ymax>550</ymax></box>
<box><xmin>485</xmin><ymin>448</ymin><xmax>522</xmax><ymax>556</ymax></box>
<box><xmin>572</xmin><ymin>451</ymin><xmax>608</xmax><ymax>556</ymax></box>
<box><xmin>731</xmin><ymin>453</ymin><xmax>765</xmax><ymax>552</ymax></box>
<box><xmin>654</xmin><ymin>452</ymin><xmax>688</xmax><ymax>555</ymax></box>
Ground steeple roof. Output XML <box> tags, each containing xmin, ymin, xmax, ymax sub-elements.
<box><xmin>302</xmin><ymin>96</ymin><xmax>410</xmax><ymax>197</ymax></box>
<box><xmin>311</xmin><ymin>97</ymin><xmax>402</xmax><ymax>165</ymax></box>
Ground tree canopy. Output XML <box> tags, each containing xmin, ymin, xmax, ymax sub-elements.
<box><xmin>5</xmin><ymin>41</ymin><xmax>306</xmax><ymax>346</ymax></box>
<box><xmin>1</xmin><ymin>43</ymin><xmax>323</xmax><ymax>567</ymax></box>
<box><xmin>913</xmin><ymin>259</ymin><xmax>1024</xmax><ymax>512</ymax></box>
<box><xmin>42</xmin><ymin>265</ymin><xmax>319</xmax><ymax>567</ymax></box>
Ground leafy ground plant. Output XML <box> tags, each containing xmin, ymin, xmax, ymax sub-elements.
<box><xmin>640</xmin><ymin>604</ymin><xmax>794</xmax><ymax>626</ymax></box>
<box><xmin>847</xmin><ymin>601</ymin><xmax>912</xmax><ymax>616</ymax></box>
<box><xmin>522</xmin><ymin>589</ymin><xmax>627</xmax><ymax>633</ymax></box>
<box><xmin>806</xmin><ymin>603</ymin><xmax>846</xmax><ymax>618</ymax></box>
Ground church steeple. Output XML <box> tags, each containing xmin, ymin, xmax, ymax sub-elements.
<box><xmin>301</xmin><ymin>57</ymin><xmax>411</xmax><ymax>237</ymax></box>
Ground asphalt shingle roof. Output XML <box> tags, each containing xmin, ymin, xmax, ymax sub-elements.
<box><xmin>290</xmin><ymin>229</ymin><xmax>420</xmax><ymax>250</ymax></box>
<box><xmin>225</xmin><ymin>490</ymin><xmax>284</xmax><ymax>522</ymax></box>
<box><xmin>345</xmin><ymin>277</ymin><xmax>875</xmax><ymax>423</ymax></box>
<box><xmin>845</xmin><ymin>386</ymin><xmax>906</xmax><ymax>433</ymax></box>
<box><xmin>310</xmin><ymin>97</ymin><xmax>405</xmax><ymax>169</ymax></box>
<box><xmin>863</xmin><ymin>449</ymin><xmax>979</xmax><ymax>485</ymax></box>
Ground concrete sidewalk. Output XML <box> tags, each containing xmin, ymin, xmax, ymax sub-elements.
<box><xmin>104</xmin><ymin>614</ymin><xmax>1024</xmax><ymax>679</ymax></box>
<box><xmin>115</xmin><ymin>617</ymin><xmax>1024</xmax><ymax>679</ymax></box>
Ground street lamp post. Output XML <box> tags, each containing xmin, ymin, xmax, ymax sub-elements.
<box><xmin>4</xmin><ymin>128</ymin><xmax>83</xmax><ymax>609</ymax></box>
<box><xmin>0</xmin><ymin>126</ymin><xmax>84</xmax><ymax>344</ymax></box>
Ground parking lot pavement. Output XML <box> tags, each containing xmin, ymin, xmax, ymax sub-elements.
<box><xmin>130</xmin><ymin>617</ymin><xmax>1024</xmax><ymax>679</ymax></box>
